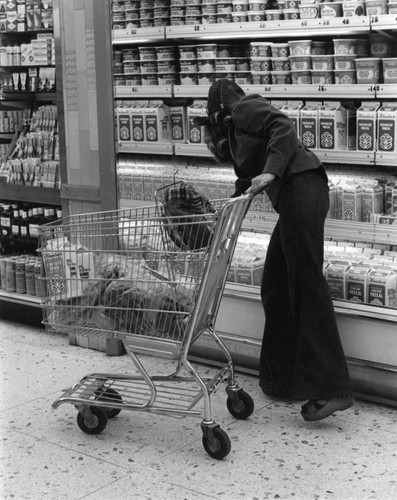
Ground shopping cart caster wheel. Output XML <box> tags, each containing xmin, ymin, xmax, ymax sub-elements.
<box><xmin>202</xmin><ymin>425</ymin><xmax>231</xmax><ymax>460</ymax></box>
<box><xmin>226</xmin><ymin>389</ymin><xmax>254</xmax><ymax>419</ymax></box>
<box><xmin>77</xmin><ymin>406</ymin><xmax>108</xmax><ymax>435</ymax></box>
<box><xmin>95</xmin><ymin>387</ymin><xmax>122</xmax><ymax>418</ymax></box>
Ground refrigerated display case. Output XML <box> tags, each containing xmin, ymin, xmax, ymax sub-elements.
<box><xmin>107</xmin><ymin>1</ymin><xmax>397</xmax><ymax>406</ymax></box>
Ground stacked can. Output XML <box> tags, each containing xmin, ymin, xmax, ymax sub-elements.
<box><xmin>185</xmin><ymin>0</ymin><xmax>202</xmax><ymax>25</ymax></box>
<box><xmin>125</xmin><ymin>1</ymin><xmax>140</xmax><ymax>29</ymax></box>
<box><xmin>216</xmin><ymin>2</ymin><xmax>233</xmax><ymax>23</ymax></box>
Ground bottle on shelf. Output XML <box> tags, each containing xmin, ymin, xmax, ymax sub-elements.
<box><xmin>10</xmin><ymin>206</ymin><xmax>22</xmax><ymax>254</ymax></box>
<box><xmin>0</xmin><ymin>203</ymin><xmax>12</xmax><ymax>255</ymax></box>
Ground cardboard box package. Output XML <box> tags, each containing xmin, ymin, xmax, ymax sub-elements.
<box><xmin>300</xmin><ymin>101</ymin><xmax>322</xmax><ymax>149</ymax></box>
<box><xmin>187</xmin><ymin>100</ymin><xmax>207</xmax><ymax>145</ymax></box>
<box><xmin>144</xmin><ymin>100</ymin><xmax>170</xmax><ymax>143</ymax></box>
<box><xmin>377</xmin><ymin>102</ymin><xmax>397</xmax><ymax>153</ymax></box>
<box><xmin>346</xmin><ymin>263</ymin><xmax>371</xmax><ymax>303</ymax></box>
<box><xmin>367</xmin><ymin>266</ymin><xmax>397</xmax><ymax>307</ymax></box>
<box><xmin>169</xmin><ymin>105</ymin><xmax>187</xmax><ymax>143</ymax></box>
<box><xmin>357</xmin><ymin>101</ymin><xmax>380</xmax><ymax>151</ymax></box>
<box><xmin>319</xmin><ymin>101</ymin><xmax>347</xmax><ymax>151</ymax></box>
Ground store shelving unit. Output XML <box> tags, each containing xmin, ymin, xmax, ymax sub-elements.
<box><xmin>112</xmin><ymin>11</ymin><xmax>397</xmax><ymax>404</ymax></box>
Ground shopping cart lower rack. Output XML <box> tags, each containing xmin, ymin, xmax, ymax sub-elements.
<box><xmin>39</xmin><ymin>186</ymin><xmax>258</xmax><ymax>460</ymax></box>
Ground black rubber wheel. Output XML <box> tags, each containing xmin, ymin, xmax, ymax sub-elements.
<box><xmin>227</xmin><ymin>389</ymin><xmax>255</xmax><ymax>419</ymax></box>
<box><xmin>95</xmin><ymin>387</ymin><xmax>122</xmax><ymax>418</ymax></box>
<box><xmin>77</xmin><ymin>406</ymin><xmax>108</xmax><ymax>435</ymax></box>
<box><xmin>202</xmin><ymin>427</ymin><xmax>231</xmax><ymax>460</ymax></box>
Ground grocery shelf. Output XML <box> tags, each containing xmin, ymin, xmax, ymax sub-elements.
<box><xmin>165</xmin><ymin>17</ymin><xmax>371</xmax><ymax>40</ymax></box>
<box><xmin>114</xmin><ymin>85</ymin><xmax>173</xmax><ymax>98</ymax></box>
<box><xmin>112</xmin><ymin>26</ymin><xmax>165</xmax><ymax>45</ymax></box>
<box><xmin>369</xmin><ymin>14</ymin><xmax>397</xmax><ymax>32</ymax></box>
<box><xmin>223</xmin><ymin>282</ymin><xmax>397</xmax><ymax>323</ymax></box>
<box><xmin>174</xmin><ymin>143</ymin><xmax>210</xmax><ymax>157</ymax></box>
<box><xmin>174</xmin><ymin>84</ymin><xmax>377</xmax><ymax>99</ymax></box>
<box><xmin>174</xmin><ymin>142</ymin><xmax>378</xmax><ymax>165</ymax></box>
<box><xmin>117</xmin><ymin>142</ymin><xmax>174</xmax><ymax>155</ymax></box>
<box><xmin>375</xmin><ymin>84</ymin><xmax>397</xmax><ymax>99</ymax></box>
<box><xmin>0</xmin><ymin>184</ymin><xmax>61</xmax><ymax>205</ymax></box>
<box><xmin>0</xmin><ymin>289</ymin><xmax>41</xmax><ymax>307</ymax></box>
<box><xmin>375</xmin><ymin>152</ymin><xmax>397</xmax><ymax>167</ymax></box>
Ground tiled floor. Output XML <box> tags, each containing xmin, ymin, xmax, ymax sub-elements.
<box><xmin>1</xmin><ymin>319</ymin><xmax>397</xmax><ymax>500</ymax></box>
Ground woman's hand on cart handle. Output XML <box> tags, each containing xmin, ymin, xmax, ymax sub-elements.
<box><xmin>249</xmin><ymin>173</ymin><xmax>276</xmax><ymax>196</ymax></box>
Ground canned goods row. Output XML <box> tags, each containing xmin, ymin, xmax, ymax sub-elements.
<box><xmin>0</xmin><ymin>255</ymin><xmax>45</xmax><ymax>297</ymax></box>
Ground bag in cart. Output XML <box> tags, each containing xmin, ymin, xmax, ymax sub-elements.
<box><xmin>39</xmin><ymin>185</ymin><xmax>258</xmax><ymax>460</ymax></box>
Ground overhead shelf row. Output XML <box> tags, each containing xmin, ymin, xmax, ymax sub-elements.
<box><xmin>114</xmin><ymin>84</ymin><xmax>397</xmax><ymax>100</ymax></box>
<box><xmin>112</xmin><ymin>14</ymin><xmax>397</xmax><ymax>45</ymax></box>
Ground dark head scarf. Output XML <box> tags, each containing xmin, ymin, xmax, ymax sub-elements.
<box><xmin>199</xmin><ymin>79</ymin><xmax>245</xmax><ymax>163</ymax></box>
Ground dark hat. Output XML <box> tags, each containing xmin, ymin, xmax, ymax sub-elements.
<box><xmin>207</xmin><ymin>78</ymin><xmax>246</xmax><ymax>115</ymax></box>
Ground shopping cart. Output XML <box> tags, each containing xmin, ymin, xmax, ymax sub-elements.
<box><xmin>39</xmin><ymin>184</ymin><xmax>260</xmax><ymax>460</ymax></box>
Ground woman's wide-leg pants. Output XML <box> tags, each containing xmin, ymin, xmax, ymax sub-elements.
<box><xmin>259</xmin><ymin>167</ymin><xmax>353</xmax><ymax>400</ymax></box>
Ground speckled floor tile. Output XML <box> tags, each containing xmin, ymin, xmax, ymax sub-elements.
<box><xmin>2</xmin><ymin>320</ymin><xmax>397</xmax><ymax>500</ymax></box>
<box><xmin>82</xmin><ymin>471</ymin><xmax>217</xmax><ymax>500</ymax></box>
<box><xmin>0</xmin><ymin>428</ymin><xmax>129</xmax><ymax>500</ymax></box>
<box><xmin>134</xmin><ymin>403</ymin><xmax>397</xmax><ymax>500</ymax></box>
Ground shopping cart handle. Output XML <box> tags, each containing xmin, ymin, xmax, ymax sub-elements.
<box><xmin>246</xmin><ymin>184</ymin><xmax>271</xmax><ymax>197</ymax></box>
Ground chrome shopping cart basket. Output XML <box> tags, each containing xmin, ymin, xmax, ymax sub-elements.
<box><xmin>39</xmin><ymin>186</ymin><xmax>259</xmax><ymax>460</ymax></box>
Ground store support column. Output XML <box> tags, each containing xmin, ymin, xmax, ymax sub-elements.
<box><xmin>54</xmin><ymin>0</ymin><xmax>117</xmax><ymax>216</ymax></box>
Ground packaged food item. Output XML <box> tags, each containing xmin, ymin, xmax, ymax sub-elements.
<box><xmin>367</xmin><ymin>267</ymin><xmax>397</xmax><ymax>307</ymax></box>
<box><xmin>355</xmin><ymin>58</ymin><xmax>381</xmax><ymax>84</ymax></box>
<box><xmin>325</xmin><ymin>261</ymin><xmax>350</xmax><ymax>299</ymax></box>
<box><xmin>382</xmin><ymin>58</ymin><xmax>397</xmax><ymax>83</ymax></box>
<box><xmin>169</xmin><ymin>105</ymin><xmax>187</xmax><ymax>143</ymax></box>
<box><xmin>320</xmin><ymin>1</ymin><xmax>343</xmax><ymax>17</ymax></box>
<box><xmin>187</xmin><ymin>100</ymin><xmax>207</xmax><ymax>144</ymax></box>
<box><xmin>377</xmin><ymin>102</ymin><xmax>397</xmax><ymax>153</ymax></box>
<box><xmin>144</xmin><ymin>100</ymin><xmax>170</xmax><ymax>143</ymax></box>
<box><xmin>289</xmin><ymin>55</ymin><xmax>312</xmax><ymax>70</ymax></box>
<box><xmin>291</xmin><ymin>70</ymin><xmax>312</xmax><ymax>84</ymax></box>
<box><xmin>357</xmin><ymin>101</ymin><xmax>381</xmax><ymax>152</ymax></box>
<box><xmin>299</xmin><ymin>3</ymin><xmax>320</xmax><ymax>18</ymax></box>
<box><xmin>342</xmin><ymin>182</ymin><xmax>363</xmax><ymax>221</ymax></box>
<box><xmin>342</xmin><ymin>0</ymin><xmax>366</xmax><ymax>16</ymax></box>
<box><xmin>361</xmin><ymin>181</ymin><xmax>384</xmax><ymax>222</ymax></box>
<box><xmin>311</xmin><ymin>55</ymin><xmax>334</xmax><ymax>71</ymax></box>
<box><xmin>346</xmin><ymin>263</ymin><xmax>371</xmax><ymax>303</ymax></box>
<box><xmin>288</xmin><ymin>39</ymin><xmax>312</xmax><ymax>56</ymax></box>
<box><xmin>365</xmin><ymin>0</ymin><xmax>388</xmax><ymax>15</ymax></box>
<box><xmin>282</xmin><ymin>100</ymin><xmax>304</xmax><ymax>138</ymax></box>
<box><xmin>319</xmin><ymin>101</ymin><xmax>348</xmax><ymax>151</ymax></box>
<box><xmin>301</xmin><ymin>101</ymin><xmax>322</xmax><ymax>149</ymax></box>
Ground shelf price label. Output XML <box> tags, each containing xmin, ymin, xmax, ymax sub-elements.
<box><xmin>263</xmin><ymin>85</ymin><xmax>272</xmax><ymax>92</ymax></box>
<box><xmin>130</xmin><ymin>87</ymin><xmax>139</xmax><ymax>93</ymax></box>
<box><xmin>130</xmin><ymin>29</ymin><xmax>138</xmax><ymax>35</ymax></box>
<box><xmin>193</xmin><ymin>25</ymin><xmax>201</xmax><ymax>31</ymax></box>
<box><xmin>259</xmin><ymin>22</ymin><xmax>266</xmax><ymax>29</ymax></box>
